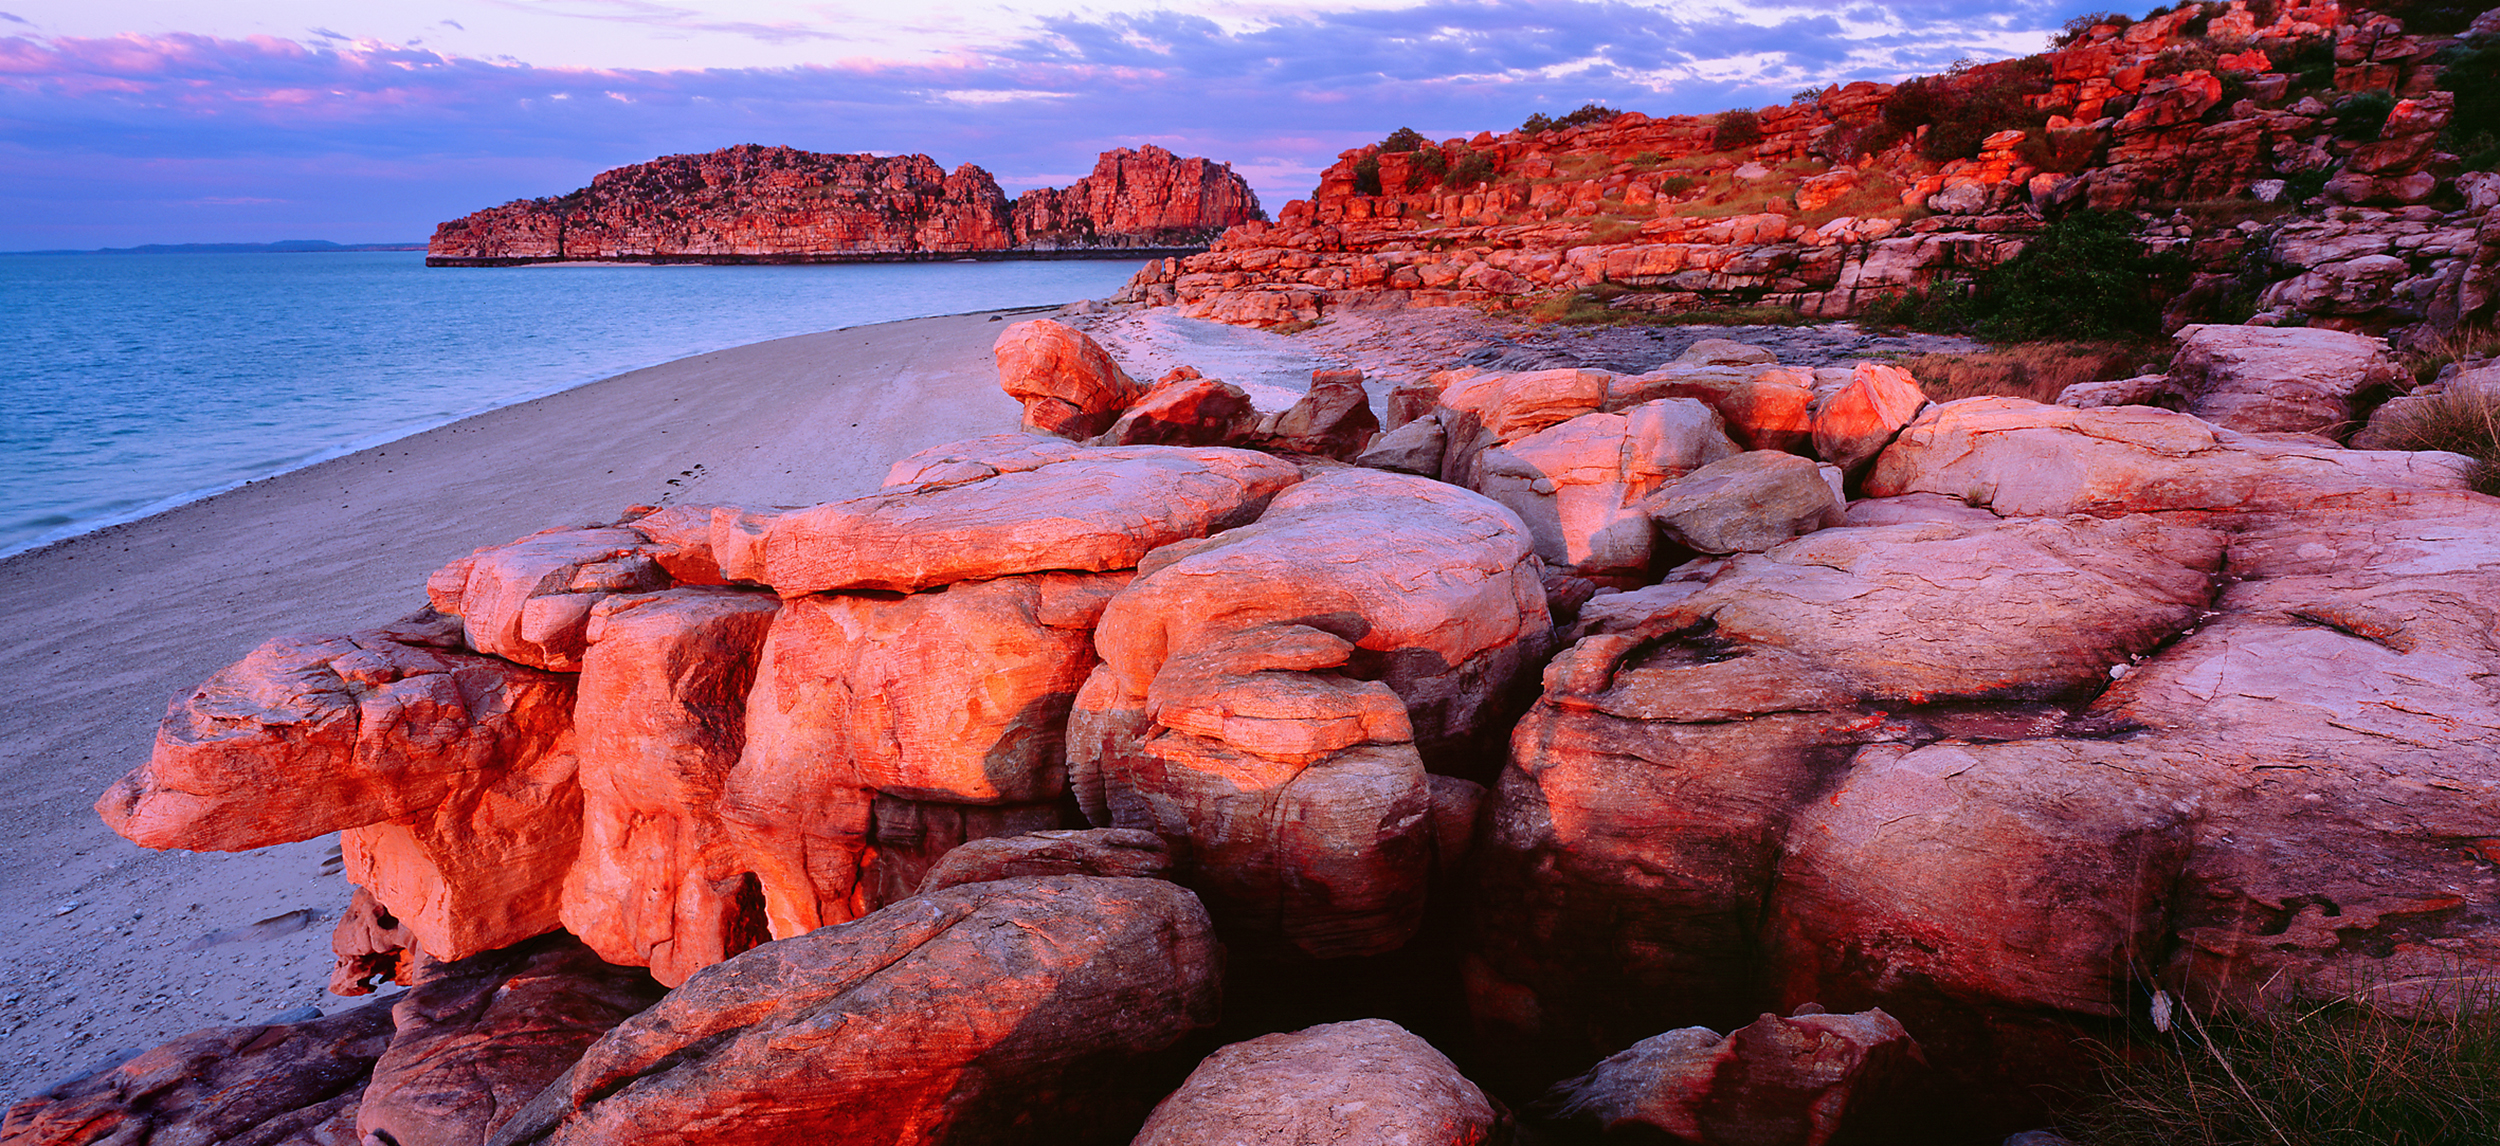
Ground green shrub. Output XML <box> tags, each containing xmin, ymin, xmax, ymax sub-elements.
<box><xmin>1444</xmin><ymin>150</ymin><xmax>1497</xmax><ymax>189</ymax></box>
<box><xmin>1520</xmin><ymin>111</ymin><xmax>1556</xmax><ymax>134</ymax></box>
<box><xmin>1967</xmin><ymin>210</ymin><xmax>2180</xmax><ymax>341</ymax></box>
<box><xmin>1378</xmin><ymin>126</ymin><xmax>1428</xmax><ymax>154</ymax></box>
<box><xmin>2436</xmin><ymin>46</ymin><xmax>2500</xmax><ymax>169</ymax></box>
<box><xmin>2067</xmin><ymin>989</ymin><xmax>2500</xmax><ymax>1144</ymax></box>
<box><xmin>1555</xmin><ymin>102</ymin><xmax>1623</xmax><ymax>129</ymax></box>
<box><xmin>2332</xmin><ymin>91</ymin><xmax>2399</xmax><ymax>141</ymax></box>
<box><xmin>1404</xmin><ymin>146</ymin><xmax>1450</xmax><ymax>191</ymax></box>
<box><xmin>1658</xmin><ymin>175</ymin><xmax>1699</xmax><ymax>197</ymax></box>
<box><xmin>2146</xmin><ymin>43</ymin><xmax>2220</xmax><ymax>79</ymax></box>
<box><xmin>1711</xmin><ymin>108</ymin><xmax>1765</xmax><ymax>151</ymax></box>
<box><xmin>1352</xmin><ymin>155</ymin><xmax>1382</xmax><ymax>196</ymax></box>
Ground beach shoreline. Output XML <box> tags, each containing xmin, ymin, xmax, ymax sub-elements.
<box><xmin>0</xmin><ymin>306</ymin><xmax>1045</xmax><ymax>1096</ymax></box>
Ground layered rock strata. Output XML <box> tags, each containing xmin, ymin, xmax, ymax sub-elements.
<box><xmin>1119</xmin><ymin>2</ymin><xmax>2498</xmax><ymax>345</ymax></box>
<box><xmin>429</xmin><ymin>144</ymin><xmax>1260</xmax><ymax>265</ymax></box>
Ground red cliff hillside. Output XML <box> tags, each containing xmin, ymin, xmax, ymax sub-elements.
<box><xmin>428</xmin><ymin>143</ymin><xmax>1261</xmax><ymax>266</ymax></box>
<box><xmin>1013</xmin><ymin>145</ymin><xmax>1266</xmax><ymax>251</ymax></box>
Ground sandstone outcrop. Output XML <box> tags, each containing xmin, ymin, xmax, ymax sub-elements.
<box><xmin>1547</xmin><ymin>1010</ymin><xmax>1924</xmax><ymax>1145</ymax></box>
<box><xmin>491</xmin><ymin>876</ymin><xmax>1223</xmax><ymax>1146</ymax></box>
<box><xmin>1073</xmin><ymin>469</ymin><xmax>1552</xmax><ymax>957</ymax></box>
<box><xmin>1114</xmin><ymin>3</ymin><xmax>2498</xmax><ymax>346</ymax></box>
<box><xmin>2164</xmin><ymin>323</ymin><xmax>2403</xmax><ymax>436</ymax></box>
<box><xmin>1640</xmin><ymin>451</ymin><xmax>1844</xmax><ymax>554</ymax></box>
<box><xmin>1012</xmin><ymin>145</ymin><xmax>1264</xmax><ymax>251</ymax></box>
<box><xmin>1133</xmin><ymin>1019</ymin><xmax>1504</xmax><ymax>1146</ymax></box>
<box><xmin>430</xmin><ymin>144</ymin><xmax>1260</xmax><ymax>265</ymax></box>
<box><xmin>915</xmin><ymin>827</ymin><xmax>1177</xmax><ymax>894</ymax></box>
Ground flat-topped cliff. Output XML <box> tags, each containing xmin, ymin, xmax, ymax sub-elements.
<box><xmin>429</xmin><ymin>143</ymin><xmax>1262</xmax><ymax>266</ymax></box>
<box><xmin>1124</xmin><ymin>0</ymin><xmax>2499</xmax><ymax>348</ymax></box>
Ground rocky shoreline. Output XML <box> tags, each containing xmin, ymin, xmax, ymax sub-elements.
<box><xmin>14</xmin><ymin>300</ymin><xmax>2496</xmax><ymax>1144</ymax></box>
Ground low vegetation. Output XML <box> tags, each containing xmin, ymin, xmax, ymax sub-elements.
<box><xmin>2066</xmin><ymin>987</ymin><xmax>2500</xmax><ymax>1145</ymax></box>
<box><xmin>2371</xmin><ymin>385</ymin><xmax>2500</xmax><ymax>496</ymax></box>
<box><xmin>1888</xmin><ymin>342</ymin><xmax>2156</xmax><ymax>403</ymax></box>
<box><xmin>1879</xmin><ymin>56</ymin><xmax>2055</xmax><ymax>162</ymax></box>
<box><xmin>1864</xmin><ymin>211</ymin><xmax>2183</xmax><ymax>342</ymax></box>
<box><xmin>1709</xmin><ymin>109</ymin><xmax>1764</xmax><ymax>152</ymax></box>
<box><xmin>1520</xmin><ymin>103</ymin><xmax>1623</xmax><ymax>135</ymax></box>
<box><xmin>1530</xmin><ymin>285</ymin><xmax>1815</xmax><ymax>327</ymax></box>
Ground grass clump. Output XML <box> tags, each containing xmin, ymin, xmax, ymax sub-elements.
<box><xmin>1890</xmin><ymin>342</ymin><xmax>2154</xmax><ymax>403</ymax></box>
<box><xmin>2068</xmin><ymin>988</ymin><xmax>2500</xmax><ymax>1145</ymax></box>
<box><xmin>2372</xmin><ymin>385</ymin><xmax>2500</xmax><ymax>496</ymax></box>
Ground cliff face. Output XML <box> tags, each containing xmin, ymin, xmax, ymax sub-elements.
<box><xmin>1011</xmin><ymin>145</ymin><xmax>1265</xmax><ymax>250</ymax></box>
<box><xmin>429</xmin><ymin>144</ymin><xmax>1262</xmax><ymax>266</ymax></box>
<box><xmin>1121</xmin><ymin>0</ymin><xmax>2498</xmax><ymax>347</ymax></box>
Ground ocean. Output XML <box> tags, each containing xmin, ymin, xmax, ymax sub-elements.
<box><xmin>0</xmin><ymin>252</ymin><xmax>1146</xmax><ymax>559</ymax></box>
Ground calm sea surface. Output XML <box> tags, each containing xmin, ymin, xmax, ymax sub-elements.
<box><xmin>0</xmin><ymin>252</ymin><xmax>1144</xmax><ymax>559</ymax></box>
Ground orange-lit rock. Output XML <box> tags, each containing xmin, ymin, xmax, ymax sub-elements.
<box><xmin>762</xmin><ymin>443</ymin><xmax>1299</xmax><ymax>594</ymax></box>
<box><xmin>499</xmin><ymin>876</ymin><xmax>1222</xmax><ymax>1146</ymax></box>
<box><xmin>428</xmin><ymin>526</ymin><xmax>666</xmax><ymax>672</ymax></box>
<box><xmin>722</xmin><ymin>571</ymin><xmax>1125</xmax><ymax>938</ymax></box>
<box><xmin>1011</xmin><ymin>144</ymin><xmax>1262</xmax><ymax>250</ymax></box>
<box><xmin>1811</xmin><ymin>362</ymin><xmax>1927</xmax><ymax>473</ymax></box>
<box><xmin>995</xmin><ymin>318</ymin><xmax>1147</xmax><ymax>439</ymax></box>
<box><xmin>561</xmin><ymin>588</ymin><xmax>780</xmax><ymax>986</ymax></box>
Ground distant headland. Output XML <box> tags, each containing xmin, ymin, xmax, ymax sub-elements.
<box><xmin>5</xmin><ymin>240</ymin><xmax>428</xmax><ymax>256</ymax></box>
<box><xmin>426</xmin><ymin>143</ymin><xmax>1264</xmax><ymax>267</ymax></box>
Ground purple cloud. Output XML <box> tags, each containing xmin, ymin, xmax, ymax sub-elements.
<box><xmin>0</xmin><ymin>0</ymin><xmax>2083</xmax><ymax>248</ymax></box>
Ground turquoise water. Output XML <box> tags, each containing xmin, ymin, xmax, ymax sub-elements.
<box><xmin>0</xmin><ymin>252</ymin><xmax>1144</xmax><ymax>558</ymax></box>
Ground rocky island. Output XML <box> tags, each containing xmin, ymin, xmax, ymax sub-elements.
<box><xmin>426</xmin><ymin>144</ymin><xmax>1262</xmax><ymax>266</ymax></box>
<box><xmin>11</xmin><ymin>0</ymin><xmax>2500</xmax><ymax>1143</ymax></box>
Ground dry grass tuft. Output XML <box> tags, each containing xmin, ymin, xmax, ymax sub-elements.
<box><xmin>1888</xmin><ymin>342</ymin><xmax>2151</xmax><ymax>404</ymax></box>
<box><xmin>2068</xmin><ymin>983</ymin><xmax>2500</xmax><ymax>1145</ymax></box>
<box><xmin>2371</xmin><ymin>386</ymin><xmax>2500</xmax><ymax>496</ymax></box>
<box><xmin>2398</xmin><ymin>324</ymin><xmax>2500</xmax><ymax>387</ymax></box>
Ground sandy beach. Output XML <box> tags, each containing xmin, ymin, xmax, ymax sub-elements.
<box><xmin>0</xmin><ymin>306</ymin><xmax>1067</xmax><ymax>1095</ymax></box>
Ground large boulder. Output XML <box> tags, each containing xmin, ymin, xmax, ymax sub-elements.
<box><xmin>1811</xmin><ymin>362</ymin><xmax>1927</xmax><ymax>474</ymax></box>
<box><xmin>1639</xmin><ymin>451</ymin><xmax>1843</xmax><ymax>555</ymax></box>
<box><xmin>1468</xmin><ymin>399</ymin><xmax>1743</xmax><ymax>583</ymax></box>
<box><xmin>2165</xmin><ymin>323</ymin><xmax>2402</xmax><ymax>437</ymax></box>
<box><xmin>1073</xmin><ymin>470</ymin><xmax>1553</xmax><ymax>958</ymax></box>
<box><xmin>1548</xmin><ymin>1010</ymin><xmax>1924</xmax><ymax>1146</ymax></box>
<box><xmin>995</xmin><ymin>318</ymin><xmax>1146</xmax><ymax>439</ymax></box>
<box><xmin>1866</xmin><ymin>397</ymin><xmax>2474</xmax><ymax>516</ymax></box>
<box><xmin>426</xmin><ymin>526</ymin><xmax>669</xmax><ymax>672</ymax></box>
<box><xmin>721</xmin><ymin>570</ymin><xmax>1125</xmax><ymax>938</ymax></box>
<box><xmin>1132</xmin><ymin>1019</ymin><xmax>1503</xmax><ymax>1146</ymax></box>
<box><xmin>762</xmin><ymin>444</ymin><xmax>1300</xmax><ymax>594</ymax></box>
<box><xmin>916</xmin><ymin>827</ymin><xmax>1176</xmax><ymax>895</ymax></box>
<box><xmin>562</xmin><ymin>588</ymin><xmax>779</xmax><ymax>985</ymax></box>
<box><xmin>490</xmin><ymin>876</ymin><xmax>1223</xmax><ymax>1146</ymax></box>
<box><xmin>1097</xmin><ymin>371</ymin><xmax>1258</xmax><ymax>447</ymax></box>
<box><xmin>357</xmin><ymin>935</ymin><xmax>664</xmax><ymax>1146</ymax></box>
<box><xmin>101</xmin><ymin>613</ymin><xmax>582</xmax><ymax>960</ymax></box>
<box><xmin>1255</xmin><ymin>368</ymin><xmax>1380</xmax><ymax>459</ymax></box>
<box><xmin>4</xmin><ymin>998</ymin><xmax>397</xmax><ymax>1146</ymax></box>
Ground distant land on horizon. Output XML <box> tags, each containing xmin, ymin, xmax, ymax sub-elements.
<box><xmin>4</xmin><ymin>240</ymin><xmax>430</xmax><ymax>256</ymax></box>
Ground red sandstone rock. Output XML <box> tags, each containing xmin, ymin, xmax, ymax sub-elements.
<box><xmin>1073</xmin><ymin>470</ymin><xmax>1551</xmax><ymax>958</ymax></box>
<box><xmin>101</xmin><ymin>615</ymin><xmax>574</xmax><ymax>855</ymax></box>
<box><xmin>1256</xmin><ymin>368</ymin><xmax>1381</xmax><ymax>459</ymax></box>
<box><xmin>1811</xmin><ymin>363</ymin><xmax>1926</xmax><ymax>473</ymax></box>
<box><xmin>915</xmin><ymin>827</ymin><xmax>1175</xmax><ymax>895</ymax></box>
<box><xmin>428</xmin><ymin>526</ymin><xmax>667</xmax><ymax>671</ymax></box>
<box><xmin>358</xmin><ymin>935</ymin><xmax>664</xmax><ymax>1146</ymax></box>
<box><xmin>2165</xmin><ymin>323</ymin><xmax>2403</xmax><ymax>436</ymax></box>
<box><xmin>995</xmin><ymin>319</ymin><xmax>1148</xmax><ymax>439</ymax></box>
<box><xmin>1011</xmin><ymin>145</ymin><xmax>1262</xmax><ymax>250</ymax></box>
<box><xmin>761</xmin><ymin>443</ymin><xmax>1300</xmax><ymax>594</ymax></box>
<box><xmin>333</xmin><ymin>884</ymin><xmax>420</xmax><ymax>996</ymax></box>
<box><xmin>562</xmin><ymin>588</ymin><xmax>779</xmax><ymax>986</ymax></box>
<box><xmin>1865</xmin><ymin>397</ymin><xmax>2475</xmax><ymax>516</ymax></box>
<box><xmin>1098</xmin><ymin>372</ymin><xmax>1258</xmax><ymax>447</ymax></box>
<box><xmin>490</xmin><ymin>876</ymin><xmax>1222</xmax><ymax>1146</ymax></box>
<box><xmin>1548</xmin><ymin>1010</ymin><xmax>1924</xmax><ymax>1145</ymax></box>
<box><xmin>1133</xmin><ymin>1019</ymin><xmax>1504</xmax><ymax>1146</ymax></box>
<box><xmin>3</xmin><ymin>998</ymin><xmax>396</xmax><ymax>1146</ymax></box>
<box><xmin>430</xmin><ymin>146</ymin><xmax>1013</xmax><ymax>265</ymax></box>
<box><xmin>722</xmin><ymin>571</ymin><xmax>1124</xmax><ymax>938</ymax></box>
<box><xmin>626</xmin><ymin>504</ymin><xmax>729</xmax><ymax>586</ymax></box>
<box><xmin>1469</xmin><ymin>399</ymin><xmax>1742</xmax><ymax>582</ymax></box>
<box><xmin>1640</xmin><ymin>450</ymin><xmax>1843</xmax><ymax>554</ymax></box>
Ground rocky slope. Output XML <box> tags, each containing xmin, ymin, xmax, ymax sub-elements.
<box><xmin>20</xmin><ymin>310</ymin><xmax>2500</xmax><ymax>1144</ymax></box>
<box><xmin>1121</xmin><ymin>0</ymin><xmax>2500</xmax><ymax>347</ymax></box>
<box><xmin>429</xmin><ymin>144</ymin><xmax>1261</xmax><ymax>266</ymax></box>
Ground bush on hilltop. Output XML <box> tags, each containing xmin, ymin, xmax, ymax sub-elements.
<box><xmin>1710</xmin><ymin>109</ymin><xmax>1764</xmax><ymax>151</ymax></box>
<box><xmin>1378</xmin><ymin>127</ymin><xmax>1429</xmax><ymax>154</ymax></box>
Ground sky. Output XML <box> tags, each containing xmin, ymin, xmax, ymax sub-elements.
<box><xmin>0</xmin><ymin>0</ymin><xmax>2103</xmax><ymax>249</ymax></box>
